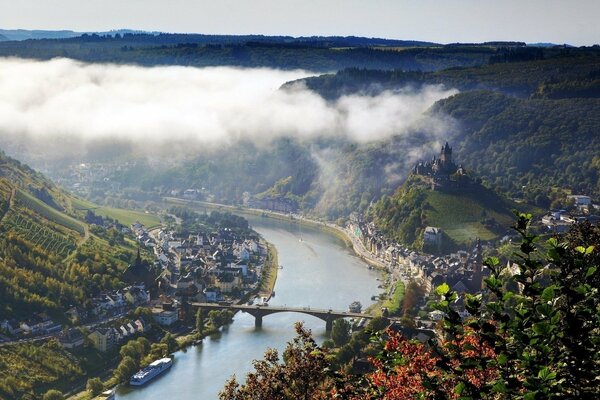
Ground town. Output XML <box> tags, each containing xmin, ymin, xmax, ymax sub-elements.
<box><xmin>1</xmin><ymin>209</ymin><xmax>270</xmax><ymax>356</ymax></box>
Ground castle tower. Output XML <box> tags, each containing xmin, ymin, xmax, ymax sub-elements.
<box><xmin>440</xmin><ymin>142</ymin><xmax>452</xmax><ymax>165</ymax></box>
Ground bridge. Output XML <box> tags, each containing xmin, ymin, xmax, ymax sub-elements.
<box><xmin>191</xmin><ymin>302</ymin><xmax>384</xmax><ymax>331</ymax></box>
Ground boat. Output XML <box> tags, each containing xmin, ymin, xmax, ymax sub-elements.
<box><xmin>348</xmin><ymin>301</ymin><xmax>362</xmax><ymax>313</ymax></box>
<box><xmin>96</xmin><ymin>389</ymin><xmax>115</xmax><ymax>400</ymax></box>
<box><xmin>257</xmin><ymin>296</ymin><xmax>269</xmax><ymax>306</ymax></box>
<box><xmin>129</xmin><ymin>357</ymin><xmax>173</xmax><ymax>386</ymax></box>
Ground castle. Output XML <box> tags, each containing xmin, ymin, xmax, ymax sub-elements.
<box><xmin>413</xmin><ymin>142</ymin><xmax>466</xmax><ymax>187</ymax></box>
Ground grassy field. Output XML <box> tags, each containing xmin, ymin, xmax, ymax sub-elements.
<box><xmin>381</xmin><ymin>281</ymin><xmax>406</xmax><ymax>316</ymax></box>
<box><xmin>94</xmin><ymin>207</ymin><xmax>161</xmax><ymax>228</ymax></box>
<box><xmin>69</xmin><ymin>196</ymin><xmax>161</xmax><ymax>228</ymax></box>
<box><xmin>424</xmin><ymin>186</ymin><xmax>515</xmax><ymax>244</ymax></box>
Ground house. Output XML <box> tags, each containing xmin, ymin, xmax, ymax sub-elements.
<box><xmin>58</xmin><ymin>328</ymin><xmax>85</xmax><ymax>349</ymax></box>
<box><xmin>423</xmin><ymin>226</ymin><xmax>443</xmax><ymax>251</ymax></box>
<box><xmin>1</xmin><ymin>319</ymin><xmax>23</xmax><ymax>336</ymax></box>
<box><xmin>134</xmin><ymin>318</ymin><xmax>147</xmax><ymax>333</ymax></box>
<box><xmin>216</xmin><ymin>271</ymin><xmax>241</xmax><ymax>293</ymax></box>
<box><xmin>20</xmin><ymin>314</ymin><xmax>61</xmax><ymax>335</ymax></box>
<box><xmin>152</xmin><ymin>308</ymin><xmax>178</xmax><ymax>326</ymax></box>
<box><xmin>568</xmin><ymin>195</ymin><xmax>592</xmax><ymax>207</ymax></box>
<box><xmin>88</xmin><ymin>327</ymin><xmax>118</xmax><ymax>352</ymax></box>
<box><xmin>204</xmin><ymin>287</ymin><xmax>221</xmax><ymax>302</ymax></box>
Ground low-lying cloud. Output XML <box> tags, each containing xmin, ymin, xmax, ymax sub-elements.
<box><xmin>0</xmin><ymin>57</ymin><xmax>457</xmax><ymax>152</ymax></box>
<box><xmin>0</xmin><ymin>59</ymin><xmax>456</xmax><ymax>147</ymax></box>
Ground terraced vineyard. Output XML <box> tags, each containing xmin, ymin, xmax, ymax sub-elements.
<box><xmin>1</xmin><ymin>211</ymin><xmax>76</xmax><ymax>257</ymax></box>
<box><xmin>16</xmin><ymin>189</ymin><xmax>85</xmax><ymax>235</ymax></box>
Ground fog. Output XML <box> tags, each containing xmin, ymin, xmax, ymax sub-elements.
<box><xmin>0</xmin><ymin>57</ymin><xmax>457</xmax><ymax>154</ymax></box>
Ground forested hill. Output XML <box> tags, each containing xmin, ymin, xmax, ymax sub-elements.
<box><xmin>0</xmin><ymin>151</ymin><xmax>139</xmax><ymax>320</ymax></box>
<box><xmin>0</xmin><ymin>34</ymin><xmax>519</xmax><ymax>71</ymax></box>
<box><xmin>435</xmin><ymin>92</ymin><xmax>600</xmax><ymax>206</ymax></box>
<box><xmin>368</xmin><ymin>174</ymin><xmax>517</xmax><ymax>251</ymax></box>
<box><xmin>291</xmin><ymin>51</ymin><xmax>600</xmax><ymax>206</ymax></box>
<box><xmin>294</xmin><ymin>48</ymin><xmax>600</xmax><ymax>98</ymax></box>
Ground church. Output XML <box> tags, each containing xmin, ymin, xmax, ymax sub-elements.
<box><xmin>123</xmin><ymin>248</ymin><xmax>156</xmax><ymax>288</ymax></box>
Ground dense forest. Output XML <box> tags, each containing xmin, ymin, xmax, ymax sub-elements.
<box><xmin>0</xmin><ymin>34</ymin><xmax>514</xmax><ymax>72</ymax></box>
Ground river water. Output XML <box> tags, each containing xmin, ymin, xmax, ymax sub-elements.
<box><xmin>117</xmin><ymin>214</ymin><xmax>381</xmax><ymax>399</ymax></box>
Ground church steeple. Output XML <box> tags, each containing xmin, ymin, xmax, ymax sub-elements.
<box><xmin>135</xmin><ymin>247</ymin><xmax>142</xmax><ymax>266</ymax></box>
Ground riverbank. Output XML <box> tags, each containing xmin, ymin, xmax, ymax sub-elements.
<box><xmin>161</xmin><ymin>197</ymin><xmax>386</xmax><ymax>271</ymax></box>
<box><xmin>258</xmin><ymin>242</ymin><xmax>278</xmax><ymax>298</ymax></box>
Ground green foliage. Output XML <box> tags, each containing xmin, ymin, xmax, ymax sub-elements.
<box><xmin>220</xmin><ymin>323</ymin><xmax>333</xmax><ymax>400</ymax></box>
<box><xmin>430</xmin><ymin>213</ymin><xmax>600</xmax><ymax>398</ymax></box>
<box><xmin>207</xmin><ymin>309</ymin><xmax>235</xmax><ymax>329</ymax></box>
<box><xmin>380</xmin><ymin>281</ymin><xmax>406</xmax><ymax>316</ymax></box>
<box><xmin>42</xmin><ymin>389</ymin><xmax>64</xmax><ymax>400</ymax></box>
<box><xmin>0</xmin><ymin>36</ymin><xmax>499</xmax><ymax>73</ymax></box>
<box><xmin>437</xmin><ymin>91</ymin><xmax>600</xmax><ymax>202</ymax></box>
<box><xmin>221</xmin><ymin>216</ymin><xmax>600</xmax><ymax>398</ymax></box>
<box><xmin>0</xmin><ymin>341</ymin><xmax>84</xmax><ymax>399</ymax></box>
<box><xmin>369</xmin><ymin>175</ymin><xmax>516</xmax><ymax>248</ymax></box>
<box><xmin>195</xmin><ymin>309</ymin><xmax>205</xmax><ymax>335</ymax></box>
<box><xmin>330</xmin><ymin>319</ymin><xmax>351</xmax><ymax>347</ymax></box>
<box><xmin>86</xmin><ymin>377</ymin><xmax>104</xmax><ymax>396</ymax></box>
<box><xmin>113</xmin><ymin>356</ymin><xmax>138</xmax><ymax>383</ymax></box>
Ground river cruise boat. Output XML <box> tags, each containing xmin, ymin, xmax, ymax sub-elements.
<box><xmin>348</xmin><ymin>301</ymin><xmax>362</xmax><ymax>313</ymax></box>
<box><xmin>129</xmin><ymin>357</ymin><xmax>173</xmax><ymax>386</ymax></box>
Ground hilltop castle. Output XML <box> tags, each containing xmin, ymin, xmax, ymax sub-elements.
<box><xmin>413</xmin><ymin>142</ymin><xmax>466</xmax><ymax>187</ymax></box>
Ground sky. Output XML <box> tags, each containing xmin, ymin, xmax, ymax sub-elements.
<box><xmin>0</xmin><ymin>0</ymin><xmax>598</xmax><ymax>45</ymax></box>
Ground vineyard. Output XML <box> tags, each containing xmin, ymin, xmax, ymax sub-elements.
<box><xmin>1</xmin><ymin>211</ymin><xmax>76</xmax><ymax>257</ymax></box>
<box><xmin>15</xmin><ymin>189</ymin><xmax>86</xmax><ymax>235</ymax></box>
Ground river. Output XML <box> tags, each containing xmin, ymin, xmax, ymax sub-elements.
<box><xmin>116</xmin><ymin>214</ymin><xmax>381</xmax><ymax>399</ymax></box>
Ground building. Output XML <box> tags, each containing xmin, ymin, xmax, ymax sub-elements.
<box><xmin>88</xmin><ymin>327</ymin><xmax>118</xmax><ymax>352</ymax></box>
<box><xmin>123</xmin><ymin>248</ymin><xmax>155</xmax><ymax>287</ymax></box>
<box><xmin>568</xmin><ymin>195</ymin><xmax>592</xmax><ymax>207</ymax></box>
<box><xmin>58</xmin><ymin>328</ymin><xmax>85</xmax><ymax>349</ymax></box>
<box><xmin>152</xmin><ymin>306</ymin><xmax>179</xmax><ymax>326</ymax></box>
<box><xmin>423</xmin><ymin>226</ymin><xmax>443</xmax><ymax>250</ymax></box>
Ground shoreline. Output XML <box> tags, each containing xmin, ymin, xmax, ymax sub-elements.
<box><xmin>258</xmin><ymin>241</ymin><xmax>278</xmax><ymax>299</ymax></box>
<box><xmin>68</xmin><ymin>199</ymin><xmax>386</xmax><ymax>399</ymax></box>
<box><xmin>161</xmin><ymin>197</ymin><xmax>388</xmax><ymax>271</ymax></box>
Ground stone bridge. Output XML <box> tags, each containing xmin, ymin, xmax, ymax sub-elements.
<box><xmin>191</xmin><ymin>302</ymin><xmax>381</xmax><ymax>331</ymax></box>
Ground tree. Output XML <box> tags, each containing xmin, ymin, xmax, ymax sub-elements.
<box><xmin>220</xmin><ymin>215</ymin><xmax>600</xmax><ymax>399</ymax></box>
<box><xmin>208</xmin><ymin>310</ymin><xmax>224</xmax><ymax>328</ymax></box>
<box><xmin>331</xmin><ymin>319</ymin><xmax>351</xmax><ymax>347</ymax></box>
<box><xmin>160</xmin><ymin>333</ymin><xmax>177</xmax><ymax>354</ymax></box>
<box><xmin>195</xmin><ymin>308</ymin><xmax>205</xmax><ymax>334</ymax></box>
<box><xmin>113</xmin><ymin>356</ymin><xmax>138</xmax><ymax>383</ymax></box>
<box><xmin>86</xmin><ymin>377</ymin><xmax>104</xmax><ymax>396</ymax></box>
<box><xmin>219</xmin><ymin>323</ymin><xmax>333</xmax><ymax>400</ymax></box>
<box><xmin>42</xmin><ymin>389</ymin><xmax>63</xmax><ymax>400</ymax></box>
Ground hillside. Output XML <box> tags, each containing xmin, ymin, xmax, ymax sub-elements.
<box><xmin>290</xmin><ymin>52</ymin><xmax>600</xmax><ymax>207</ymax></box>
<box><xmin>0</xmin><ymin>35</ymin><xmax>503</xmax><ymax>72</ymax></box>
<box><xmin>368</xmin><ymin>174</ymin><xmax>517</xmax><ymax>251</ymax></box>
<box><xmin>0</xmin><ymin>151</ymin><xmax>140</xmax><ymax>321</ymax></box>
